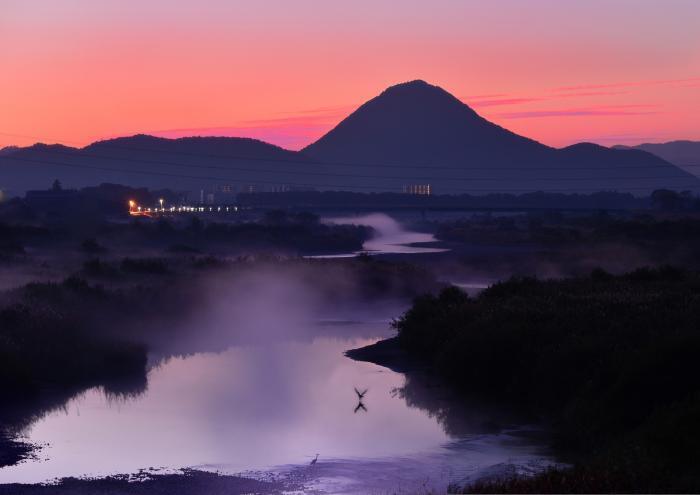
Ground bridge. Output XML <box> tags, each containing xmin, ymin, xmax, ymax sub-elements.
<box><xmin>128</xmin><ymin>200</ymin><xmax>240</xmax><ymax>217</ymax></box>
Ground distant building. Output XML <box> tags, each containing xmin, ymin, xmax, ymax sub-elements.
<box><xmin>403</xmin><ymin>184</ymin><xmax>432</xmax><ymax>195</ymax></box>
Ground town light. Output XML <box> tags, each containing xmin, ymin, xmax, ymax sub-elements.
<box><xmin>128</xmin><ymin>200</ymin><xmax>136</xmax><ymax>210</ymax></box>
<box><xmin>159</xmin><ymin>198</ymin><xmax>164</xmax><ymax>211</ymax></box>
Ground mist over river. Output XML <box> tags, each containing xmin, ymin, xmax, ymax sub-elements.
<box><xmin>312</xmin><ymin>213</ymin><xmax>449</xmax><ymax>257</ymax></box>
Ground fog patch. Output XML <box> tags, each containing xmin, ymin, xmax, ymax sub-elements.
<box><xmin>323</xmin><ymin>213</ymin><xmax>447</xmax><ymax>255</ymax></box>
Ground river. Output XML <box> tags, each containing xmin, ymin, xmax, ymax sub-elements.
<box><xmin>307</xmin><ymin>213</ymin><xmax>450</xmax><ymax>258</ymax></box>
<box><xmin>0</xmin><ymin>214</ymin><xmax>553</xmax><ymax>493</ymax></box>
<box><xmin>0</xmin><ymin>322</ymin><xmax>554</xmax><ymax>493</ymax></box>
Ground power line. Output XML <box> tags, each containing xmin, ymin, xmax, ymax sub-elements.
<box><xmin>6</xmin><ymin>147</ymin><xmax>700</xmax><ymax>182</ymax></box>
<box><xmin>1</xmin><ymin>156</ymin><xmax>401</xmax><ymax>192</ymax></box>
<box><xmin>3</xmin><ymin>155</ymin><xmax>699</xmax><ymax>193</ymax></box>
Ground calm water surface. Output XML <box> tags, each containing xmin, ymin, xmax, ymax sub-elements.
<box><xmin>0</xmin><ymin>317</ymin><xmax>554</xmax><ymax>493</ymax></box>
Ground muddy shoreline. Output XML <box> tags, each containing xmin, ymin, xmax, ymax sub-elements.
<box><xmin>0</xmin><ymin>469</ymin><xmax>296</xmax><ymax>495</ymax></box>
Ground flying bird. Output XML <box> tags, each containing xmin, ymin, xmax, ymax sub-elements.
<box><xmin>354</xmin><ymin>387</ymin><xmax>368</xmax><ymax>400</ymax></box>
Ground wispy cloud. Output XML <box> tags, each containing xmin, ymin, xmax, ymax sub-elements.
<box><xmin>460</xmin><ymin>93</ymin><xmax>508</xmax><ymax>100</ymax></box>
<box><xmin>273</xmin><ymin>104</ymin><xmax>356</xmax><ymax>116</ymax></box>
<box><xmin>497</xmin><ymin>105</ymin><xmax>660</xmax><ymax>119</ymax></box>
<box><xmin>552</xmin><ymin>77</ymin><xmax>700</xmax><ymax>92</ymax></box>
<box><xmin>471</xmin><ymin>97</ymin><xmax>543</xmax><ymax>107</ymax></box>
<box><xmin>463</xmin><ymin>77</ymin><xmax>697</xmax><ymax>116</ymax></box>
<box><xmin>554</xmin><ymin>90</ymin><xmax>629</xmax><ymax>98</ymax></box>
<box><xmin>235</xmin><ymin>113</ymin><xmax>343</xmax><ymax>128</ymax></box>
<box><xmin>462</xmin><ymin>89</ymin><xmax>633</xmax><ymax>109</ymax></box>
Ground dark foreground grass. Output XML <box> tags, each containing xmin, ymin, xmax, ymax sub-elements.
<box><xmin>0</xmin><ymin>469</ymin><xmax>293</xmax><ymax>495</ymax></box>
<box><xmin>466</xmin><ymin>464</ymin><xmax>655</xmax><ymax>494</ymax></box>
<box><xmin>394</xmin><ymin>266</ymin><xmax>700</xmax><ymax>493</ymax></box>
<box><xmin>0</xmin><ymin>303</ymin><xmax>147</xmax><ymax>402</ymax></box>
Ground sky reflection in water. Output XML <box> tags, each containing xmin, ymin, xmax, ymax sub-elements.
<box><xmin>1</xmin><ymin>320</ymin><xmax>552</xmax><ymax>493</ymax></box>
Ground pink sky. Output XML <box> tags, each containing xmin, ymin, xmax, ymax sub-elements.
<box><xmin>1</xmin><ymin>0</ymin><xmax>698</xmax><ymax>150</ymax></box>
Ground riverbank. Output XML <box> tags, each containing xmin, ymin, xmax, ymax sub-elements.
<box><xmin>0</xmin><ymin>469</ymin><xmax>294</xmax><ymax>495</ymax></box>
<box><xmin>353</xmin><ymin>267</ymin><xmax>700</xmax><ymax>493</ymax></box>
<box><xmin>345</xmin><ymin>336</ymin><xmax>418</xmax><ymax>373</ymax></box>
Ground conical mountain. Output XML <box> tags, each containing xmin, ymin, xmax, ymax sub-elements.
<box><xmin>303</xmin><ymin>80</ymin><xmax>698</xmax><ymax>194</ymax></box>
<box><xmin>304</xmin><ymin>80</ymin><xmax>549</xmax><ymax>165</ymax></box>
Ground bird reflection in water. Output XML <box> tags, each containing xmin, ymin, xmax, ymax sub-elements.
<box><xmin>354</xmin><ymin>387</ymin><xmax>368</xmax><ymax>413</ymax></box>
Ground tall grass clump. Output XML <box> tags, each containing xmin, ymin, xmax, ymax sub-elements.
<box><xmin>394</xmin><ymin>266</ymin><xmax>700</xmax><ymax>492</ymax></box>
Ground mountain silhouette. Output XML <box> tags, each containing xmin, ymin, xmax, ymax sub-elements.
<box><xmin>613</xmin><ymin>141</ymin><xmax>700</xmax><ymax>177</ymax></box>
<box><xmin>303</xmin><ymin>80</ymin><xmax>699</xmax><ymax>194</ymax></box>
<box><xmin>304</xmin><ymin>80</ymin><xmax>549</xmax><ymax>165</ymax></box>
<box><xmin>0</xmin><ymin>135</ymin><xmax>312</xmax><ymax>196</ymax></box>
<box><xmin>1</xmin><ymin>81</ymin><xmax>698</xmax><ymax>197</ymax></box>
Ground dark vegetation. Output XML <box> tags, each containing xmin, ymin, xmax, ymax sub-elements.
<box><xmin>0</xmin><ymin>297</ymin><xmax>147</xmax><ymax>403</ymax></box>
<box><xmin>0</xmin><ymin>276</ymin><xmax>153</xmax><ymax>431</ymax></box>
<box><xmin>3</xmin><ymin>181</ymin><xmax>697</xmax><ymax>260</ymax></box>
<box><xmin>167</xmin><ymin>210</ymin><xmax>372</xmax><ymax>253</ymax></box>
<box><xmin>0</xmin><ymin>191</ymin><xmax>372</xmax><ymax>256</ymax></box>
<box><xmin>391</xmin><ymin>268</ymin><xmax>700</xmax><ymax>492</ymax></box>
<box><xmin>0</xmin><ymin>434</ymin><xmax>33</xmax><ymax>469</ymax></box>
<box><xmin>80</xmin><ymin>238</ymin><xmax>107</xmax><ymax>254</ymax></box>
<box><xmin>435</xmin><ymin>210</ymin><xmax>700</xmax><ymax>247</ymax></box>
<box><xmin>425</xmin><ymin>211</ymin><xmax>700</xmax><ymax>280</ymax></box>
<box><xmin>0</xmin><ymin>469</ymin><xmax>294</xmax><ymax>495</ymax></box>
<box><xmin>0</xmin><ymin>223</ymin><xmax>46</xmax><ymax>258</ymax></box>
<box><xmin>239</xmin><ymin>190</ymin><xmax>650</xmax><ymax>210</ymax></box>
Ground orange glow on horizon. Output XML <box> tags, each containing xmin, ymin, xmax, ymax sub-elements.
<box><xmin>1</xmin><ymin>1</ymin><xmax>698</xmax><ymax>150</ymax></box>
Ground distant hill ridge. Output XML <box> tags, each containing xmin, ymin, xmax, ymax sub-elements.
<box><xmin>1</xmin><ymin>80</ymin><xmax>698</xmax><ymax>196</ymax></box>
<box><xmin>613</xmin><ymin>141</ymin><xmax>700</xmax><ymax>176</ymax></box>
